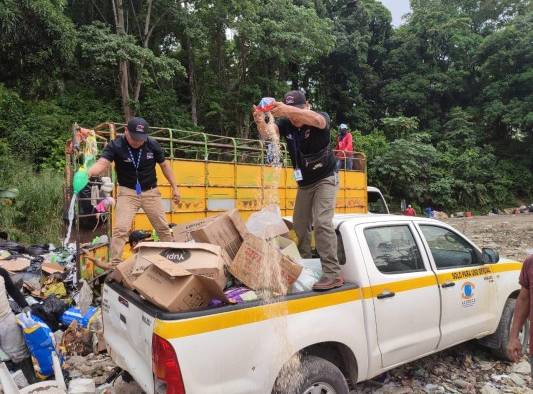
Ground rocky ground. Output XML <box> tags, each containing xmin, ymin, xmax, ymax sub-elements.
<box><xmin>352</xmin><ymin>213</ymin><xmax>533</xmax><ymax>393</ymax></box>
<box><xmin>60</xmin><ymin>214</ymin><xmax>533</xmax><ymax>393</ymax></box>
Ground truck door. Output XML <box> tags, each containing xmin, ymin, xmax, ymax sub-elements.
<box><xmin>359</xmin><ymin>222</ymin><xmax>441</xmax><ymax>367</ymax></box>
<box><xmin>417</xmin><ymin>224</ymin><xmax>497</xmax><ymax>349</ymax></box>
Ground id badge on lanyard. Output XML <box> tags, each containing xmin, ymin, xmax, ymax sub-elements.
<box><xmin>128</xmin><ymin>147</ymin><xmax>143</xmax><ymax>195</ymax></box>
<box><xmin>292</xmin><ymin>130</ymin><xmax>304</xmax><ymax>182</ymax></box>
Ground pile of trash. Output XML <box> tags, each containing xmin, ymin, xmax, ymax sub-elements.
<box><xmin>110</xmin><ymin>205</ymin><xmax>322</xmax><ymax>313</ymax></box>
<box><xmin>353</xmin><ymin>342</ymin><xmax>532</xmax><ymax>394</ymax></box>
<box><xmin>0</xmin><ymin>238</ymin><xmax>109</xmax><ymax>392</ymax></box>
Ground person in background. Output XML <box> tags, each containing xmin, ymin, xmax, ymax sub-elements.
<box><xmin>507</xmin><ymin>254</ymin><xmax>533</xmax><ymax>376</ymax></box>
<box><xmin>335</xmin><ymin>123</ymin><xmax>353</xmax><ymax>171</ymax></box>
<box><xmin>252</xmin><ymin>90</ymin><xmax>343</xmax><ymax>290</ymax></box>
<box><xmin>404</xmin><ymin>204</ymin><xmax>416</xmax><ymax>216</ymax></box>
<box><xmin>87</xmin><ymin>117</ymin><xmax>180</xmax><ymax>265</ymax></box>
<box><xmin>0</xmin><ymin>267</ymin><xmax>36</xmax><ymax>384</ymax></box>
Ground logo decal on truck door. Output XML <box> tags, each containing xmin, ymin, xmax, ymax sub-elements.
<box><xmin>461</xmin><ymin>281</ymin><xmax>476</xmax><ymax>307</ymax></box>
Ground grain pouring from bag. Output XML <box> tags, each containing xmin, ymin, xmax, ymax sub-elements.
<box><xmin>253</xmin><ymin>97</ymin><xmax>304</xmax><ymax>388</ymax></box>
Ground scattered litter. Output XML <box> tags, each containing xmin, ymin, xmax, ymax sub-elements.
<box><xmin>0</xmin><ymin>257</ymin><xmax>31</xmax><ymax>272</ymax></box>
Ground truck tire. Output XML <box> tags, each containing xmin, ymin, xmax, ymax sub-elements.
<box><xmin>273</xmin><ymin>355</ymin><xmax>349</xmax><ymax>394</ymax></box>
<box><xmin>491</xmin><ymin>298</ymin><xmax>529</xmax><ymax>360</ymax></box>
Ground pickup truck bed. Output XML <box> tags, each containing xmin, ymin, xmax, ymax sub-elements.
<box><xmin>103</xmin><ymin>280</ymin><xmax>364</xmax><ymax>394</ymax></box>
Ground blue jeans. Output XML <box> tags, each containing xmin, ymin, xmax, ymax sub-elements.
<box><xmin>336</xmin><ymin>158</ymin><xmax>353</xmax><ymax>171</ymax></box>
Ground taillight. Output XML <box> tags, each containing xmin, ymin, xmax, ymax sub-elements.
<box><xmin>152</xmin><ymin>334</ymin><xmax>185</xmax><ymax>394</ymax></box>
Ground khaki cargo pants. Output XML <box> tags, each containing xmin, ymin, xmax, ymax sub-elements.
<box><xmin>110</xmin><ymin>186</ymin><xmax>173</xmax><ymax>264</ymax></box>
<box><xmin>293</xmin><ymin>174</ymin><xmax>341</xmax><ymax>279</ymax></box>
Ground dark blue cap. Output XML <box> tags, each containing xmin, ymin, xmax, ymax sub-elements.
<box><xmin>127</xmin><ymin>117</ymin><xmax>150</xmax><ymax>141</ymax></box>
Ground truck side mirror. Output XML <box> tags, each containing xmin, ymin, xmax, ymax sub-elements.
<box><xmin>482</xmin><ymin>248</ymin><xmax>499</xmax><ymax>264</ymax></box>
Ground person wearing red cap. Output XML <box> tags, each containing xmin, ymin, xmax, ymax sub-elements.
<box><xmin>88</xmin><ymin>117</ymin><xmax>180</xmax><ymax>265</ymax></box>
<box><xmin>252</xmin><ymin>90</ymin><xmax>343</xmax><ymax>290</ymax></box>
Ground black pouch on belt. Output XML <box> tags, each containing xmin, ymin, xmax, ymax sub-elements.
<box><xmin>300</xmin><ymin>146</ymin><xmax>331</xmax><ymax>171</ymax></box>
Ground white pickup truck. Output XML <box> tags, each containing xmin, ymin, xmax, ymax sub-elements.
<box><xmin>102</xmin><ymin>214</ymin><xmax>527</xmax><ymax>394</ymax></box>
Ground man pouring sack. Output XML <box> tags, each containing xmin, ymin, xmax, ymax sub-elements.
<box><xmin>252</xmin><ymin>91</ymin><xmax>343</xmax><ymax>290</ymax></box>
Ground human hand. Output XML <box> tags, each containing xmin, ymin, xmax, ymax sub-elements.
<box><xmin>270</xmin><ymin>101</ymin><xmax>292</xmax><ymax>118</ymax></box>
<box><xmin>252</xmin><ymin>105</ymin><xmax>266</xmax><ymax>124</ymax></box>
<box><xmin>507</xmin><ymin>336</ymin><xmax>522</xmax><ymax>362</ymax></box>
<box><xmin>172</xmin><ymin>187</ymin><xmax>181</xmax><ymax>206</ymax></box>
<box><xmin>22</xmin><ymin>306</ymin><xmax>31</xmax><ymax>316</ymax></box>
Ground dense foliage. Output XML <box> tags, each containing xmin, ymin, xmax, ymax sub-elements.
<box><xmin>0</xmin><ymin>0</ymin><xmax>531</xmax><ymax>228</ymax></box>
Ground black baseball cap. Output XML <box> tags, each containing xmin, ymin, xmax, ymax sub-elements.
<box><xmin>283</xmin><ymin>90</ymin><xmax>306</xmax><ymax>108</ymax></box>
<box><xmin>127</xmin><ymin>117</ymin><xmax>150</xmax><ymax>141</ymax></box>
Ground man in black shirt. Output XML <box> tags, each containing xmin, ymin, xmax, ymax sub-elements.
<box><xmin>88</xmin><ymin>117</ymin><xmax>180</xmax><ymax>265</ymax></box>
<box><xmin>253</xmin><ymin>91</ymin><xmax>343</xmax><ymax>290</ymax></box>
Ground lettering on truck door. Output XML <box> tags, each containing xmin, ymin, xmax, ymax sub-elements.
<box><xmin>417</xmin><ymin>224</ymin><xmax>497</xmax><ymax>349</ymax></box>
<box><xmin>359</xmin><ymin>222</ymin><xmax>441</xmax><ymax>367</ymax></box>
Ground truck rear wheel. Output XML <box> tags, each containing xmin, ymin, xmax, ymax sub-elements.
<box><xmin>273</xmin><ymin>355</ymin><xmax>349</xmax><ymax>394</ymax></box>
<box><xmin>492</xmin><ymin>298</ymin><xmax>529</xmax><ymax>360</ymax></box>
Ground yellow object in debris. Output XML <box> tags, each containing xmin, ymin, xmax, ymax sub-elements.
<box><xmin>42</xmin><ymin>282</ymin><xmax>67</xmax><ymax>298</ymax></box>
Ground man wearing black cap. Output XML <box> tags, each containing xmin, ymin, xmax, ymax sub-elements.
<box><xmin>252</xmin><ymin>91</ymin><xmax>343</xmax><ymax>290</ymax></box>
<box><xmin>88</xmin><ymin>117</ymin><xmax>180</xmax><ymax>265</ymax></box>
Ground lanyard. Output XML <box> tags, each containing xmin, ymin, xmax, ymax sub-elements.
<box><xmin>291</xmin><ymin>127</ymin><xmax>305</xmax><ymax>170</ymax></box>
<box><xmin>127</xmin><ymin>147</ymin><xmax>142</xmax><ymax>173</ymax></box>
<box><xmin>127</xmin><ymin>147</ymin><xmax>143</xmax><ymax>195</ymax></box>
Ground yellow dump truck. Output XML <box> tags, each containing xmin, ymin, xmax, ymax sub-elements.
<box><xmin>66</xmin><ymin>122</ymin><xmax>387</xmax><ymax>278</ymax></box>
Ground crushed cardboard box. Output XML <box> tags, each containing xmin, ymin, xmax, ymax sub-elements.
<box><xmin>230</xmin><ymin>234</ymin><xmax>303</xmax><ymax>295</ymax></box>
<box><xmin>41</xmin><ymin>262</ymin><xmax>65</xmax><ymax>275</ymax></box>
<box><xmin>113</xmin><ymin>256</ymin><xmax>137</xmax><ymax>290</ymax></box>
<box><xmin>0</xmin><ymin>257</ymin><xmax>30</xmax><ymax>272</ymax></box>
<box><xmin>172</xmin><ymin>216</ymin><xmax>216</xmax><ymax>242</ymax></box>
<box><xmin>133</xmin><ymin>255</ymin><xmax>231</xmax><ymax>313</ymax></box>
<box><xmin>191</xmin><ymin>209</ymin><xmax>248</xmax><ymax>266</ymax></box>
<box><xmin>131</xmin><ymin>242</ymin><xmax>227</xmax><ymax>289</ymax></box>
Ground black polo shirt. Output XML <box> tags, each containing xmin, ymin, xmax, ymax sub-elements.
<box><xmin>277</xmin><ymin>111</ymin><xmax>336</xmax><ymax>186</ymax></box>
<box><xmin>101</xmin><ymin>135</ymin><xmax>165</xmax><ymax>191</ymax></box>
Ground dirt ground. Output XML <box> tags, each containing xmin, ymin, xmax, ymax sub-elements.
<box><xmin>353</xmin><ymin>213</ymin><xmax>533</xmax><ymax>393</ymax></box>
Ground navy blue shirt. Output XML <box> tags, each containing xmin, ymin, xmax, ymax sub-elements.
<box><xmin>101</xmin><ymin>136</ymin><xmax>165</xmax><ymax>191</ymax></box>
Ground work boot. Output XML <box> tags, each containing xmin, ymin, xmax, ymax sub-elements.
<box><xmin>15</xmin><ymin>357</ymin><xmax>37</xmax><ymax>384</ymax></box>
<box><xmin>312</xmin><ymin>275</ymin><xmax>344</xmax><ymax>291</ymax></box>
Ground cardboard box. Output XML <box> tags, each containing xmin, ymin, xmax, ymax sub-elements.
<box><xmin>132</xmin><ymin>256</ymin><xmax>230</xmax><ymax>313</ymax></box>
<box><xmin>172</xmin><ymin>217</ymin><xmax>215</xmax><ymax>242</ymax></box>
<box><xmin>114</xmin><ymin>256</ymin><xmax>137</xmax><ymax>290</ymax></box>
<box><xmin>191</xmin><ymin>209</ymin><xmax>248</xmax><ymax>266</ymax></box>
<box><xmin>132</xmin><ymin>242</ymin><xmax>227</xmax><ymax>289</ymax></box>
<box><xmin>230</xmin><ymin>234</ymin><xmax>303</xmax><ymax>295</ymax></box>
<box><xmin>271</xmin><ymin>236</ymin><xmax>301</xmax><ymax>262</ymax></box>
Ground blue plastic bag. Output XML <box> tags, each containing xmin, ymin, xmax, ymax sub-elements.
<box><xmin>17</xmin><ymin>313</ymin><xmax>63</xmax><ymax>378</ymax></box>
<box><xmin>60</xmin><ymin>306</ymin><xmax>97</xmax><ymax>328</ymax></box>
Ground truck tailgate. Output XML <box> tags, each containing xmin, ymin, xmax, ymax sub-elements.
<box><xmin>102</xmin><ymin>283</ymin><xmax>155</xmax><ymax>394</ymax></box>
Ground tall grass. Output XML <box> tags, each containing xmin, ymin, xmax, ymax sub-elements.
<box><xmin>0</xmin><ymin>149</ymin><xmax>64</xmax><ymax>244</ymax></box>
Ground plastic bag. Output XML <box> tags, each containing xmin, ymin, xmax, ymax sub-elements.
<box><xmin>30</xmin><ymin>295</ymin><xmax>68</xmax><ymax>331</ymax></box>
<box><xmin>291</xmin><ymin>259</ymin><xmax>322</xmax><ymax>293</ymax></box>
<box><xmin>75</xmin><ymin>280</ymin><xmax>93</xmax><ymax>315</ymax></box>
<box><xmin>246</xmin><ymin>205</ymin><xmax>289</xmax><ymax>240</ymax></box>
<box><xmin>60</xmin><ymin>306</ymin><xmax>98</xmax><ymax>329</ymax></box>
<box><xmin>17</xmin><ymin>313</ymin><xmax>63</xmax><ymax>378</ymax></box>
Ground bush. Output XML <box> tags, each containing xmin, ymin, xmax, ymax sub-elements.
<box><xmin>0</xmin><ymin>142</ymin><xmax>64</xmax><ymax>244</ymax></box>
